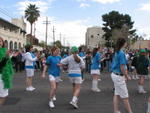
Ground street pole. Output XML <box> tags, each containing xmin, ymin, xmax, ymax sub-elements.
<box><xmin>43</xmin><ymin>17</ymin><xmax>50</xmax><ymax>47</ymax></box>
<box><xmin>63</xmin><ymin>37</ymin><xmax>65</xmax><ymax>47</ymax></box>
<box><xmin>53</xmin><ymin>26</ymin><xmax>56</xmax><ymax>45</ymax></box>
<box><xmin>59</xmin><ymin>33</ymin><xmax>62</xmax><ymax>44</ymax></box>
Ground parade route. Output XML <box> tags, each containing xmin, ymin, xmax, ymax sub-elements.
<box><xmin>0</xmin><ymin>71</ymin><xmax>149</xmax><ymax>113</ymax></box>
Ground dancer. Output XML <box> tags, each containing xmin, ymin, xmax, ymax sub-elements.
<box><xmin>148</xmin><ymin>97</ymin><xmax>150</xmax><ymax>113</ymax></box>
<box><xmin>60</xmin><ymin>46</ymin><xmax>85</xmax><ymax>109</ymax></box>
<box><xmin>0</xmin><ymin>37</ymin><xmax>14</xmax><ymax>105</ymax></box>
<box><xmin>25</xmin><ymin>45</ymin><xmax>39</xmax><ymax>91</ymax></box>
<box><xmin>91</xmin><ymin>47</ymin><xmax>101</xmax><ymax>92</ymax></box>
<box><xmin>136</xmin><ymin>49</ymin><xmax>150</xmax><ymax>94</ymax></box>
<box><xmin>42</xmin><ymin>46</ymin><xmax>61</xmax><ymax>108</ymax></box>
<box><xmin>111</xmin><ymin>38</ymin><xmax>133</xmax><ymax>113</ymax></box>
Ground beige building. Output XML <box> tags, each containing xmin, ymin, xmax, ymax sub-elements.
<box><xmin>0</xmin><ymin>17</ymin><xmax>26</xmax><ymax>50</ymax></box>
<box><xmin>131</xmin><ymin>40</ymin><xmax>150</xmax><ymax>49</ymax></box>
<box><xmin>86</xmin><ymin>26</ymin><xmax>105</xmax><ymax>49</ymax></box>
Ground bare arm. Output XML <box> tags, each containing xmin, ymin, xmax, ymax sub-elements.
<box><xmin>120</xmin><ymin>64</ymin><xmax>130</xmax><ymax>80</ymax></box>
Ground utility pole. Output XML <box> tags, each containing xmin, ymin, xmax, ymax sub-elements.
<box><xmin>52</xmin><ymin>26</ymin><xmax>56</xmax><ymax>45</ymax></box>
<box><xmin>43</xmin><ymin>17</ymin><xmax>50</xmax><ymax>47</ymax></box>
<box><xmin>59</xmin><ymin>33</ymin><xmax>62</xmax><ymax>44</ymax></box>
<box><xmin>63</xmin><ymin>37</ymin><xmax>66</xmax><ymax>47</ymax></box>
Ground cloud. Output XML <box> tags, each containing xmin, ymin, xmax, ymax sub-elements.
<box><xmin>135</xmin><ymin>25</ymin><xmax>150</xmax><ymax>40</ymax></box>
<box><xmin>91</xmin><ymin>0</ymin><xmax>120</xmax><ymax>4</ymax></box>
<box><xmin>16</xmin><ymin>0</ymin><xmax>51</xmax><ymax>15</ymax></box>
<box><xmin>80</xmin><ymin>3</ymin><xmax>90</xmax><ymax>8</ymax></box>
<box><xmin>76</xmin><ymin>0</ymin><xmax>120</xmax><ymax>4</ymax></box>
<box><xmin>16</xmin><ymin>0</ymin><xmax>90</xmax><ymax>46</ymax></box>
<box><xmin>139</xmin><ymin>3</ymin><xmax>150</xmax><ymax>12</ymax></box>
<box><xmin>26</xmin><ymin>17</ymin><xmax>90</xmax><ymax>46</ymax></box>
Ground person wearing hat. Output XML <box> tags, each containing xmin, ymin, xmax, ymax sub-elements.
<box><xmin>60</xmin><ymin>46</ymin><xmax>85</xmax><ymax>109</ymax></box>
<box><xmin>136</xmin><ymin>49</ymin><xmax>150</xmax><ymax>94</ymax></box>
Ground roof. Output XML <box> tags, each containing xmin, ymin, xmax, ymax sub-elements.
<box><xmin>0</xmin><ymin>17</ymin><xmax>20</xmax><ymax>29</ymax></box>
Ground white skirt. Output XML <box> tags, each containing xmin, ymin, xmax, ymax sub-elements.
<box><xmin>91</xmin><ymin>69</ymin><xmax>100</xmax><ymax>75</ymax></box>
<box><xmin>69</xmin><ymin>77</ymin><xmax>82</xmax><ymax>84</ymax></box>
<box><xmin>49</xmin><ymin>75</ymin><xmax>61</xmax><ymax>83</ymax></box>
<box><xmin>0</xmin><ymin>74</ymin><xmax>8</xmax><ymax>97</ymax></box>
<box><xmin>26</xmin><ymin>69</ymin><xmax>34</xmax><ymax>77</ymax></box>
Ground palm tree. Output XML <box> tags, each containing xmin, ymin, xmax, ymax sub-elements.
<box><xmin>25</xmin><ymin>4</ymin><xmax>40</xmax><ymax>35</ymax></box>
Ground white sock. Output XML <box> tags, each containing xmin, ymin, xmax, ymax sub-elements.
<box><xmin>138</xmin><ymin>85</ymin><xmax>142</xmax><ymax>91</ymax></box>
<box><xmin>72</xmin><ymin>96</ymin><xmax>78</xmax><ymax>102</ymax></box>
<box><xmin>148</xmin><ymin>101</ymin><xmax>150</xmax><ymax>112</ymax></box>
<box><xmin>49</xmin><ymin>99</ymin><xmax>53</xmax><ymax>102</ymax></box>
<box><xmin>92</xmin><ymin>80</ymin><xmax>98</xmax><ymax>89</ymax></box>
<box><xmin>141</xmin><ymin>85</ymin><xmax>145</xmax><ymax>91</ymax></box>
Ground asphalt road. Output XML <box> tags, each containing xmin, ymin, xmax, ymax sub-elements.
<box><xmin>0</xmin><ymin>71</ymin><xmax>149</xmax><ymax>113</ymax></box>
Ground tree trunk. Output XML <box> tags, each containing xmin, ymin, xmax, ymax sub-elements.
<box><xmin>30</xmin><ymin>23</ymin><xmax>33</xmax><ymax>35</ymax></box>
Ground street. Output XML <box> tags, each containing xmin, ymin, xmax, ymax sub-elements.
<box><xmin>0</xmin><ymin>71</ymin><xmax>149</xmax><ymax>113</ymax></box>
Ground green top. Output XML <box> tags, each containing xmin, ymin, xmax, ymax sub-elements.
<box><xmin>0</xmin><ymin>47</ymin><xmax>14</xmax><ymax>89</ymax></box>
<box><xmin>136</xmin><ymin>55</ymin><xmax>149</xmax><ymax>75</ymax></box>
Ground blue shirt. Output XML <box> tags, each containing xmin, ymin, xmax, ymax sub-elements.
<box><xmin>63</xmin><ymin>54</ymin><xmax>68</xmax><ymax>59</ymax></box>
<box><xmin>30</xmin><ymin>52</ymin><xmax>36</xmax><ymax>67</ymax></box>
<box><xmin>46</xmin><ymin>56</ymin><xmax>61</xmax><ymax>76</ymax></box>
<box><xmin>111</xmin><ymin>50</ymin><xmax>127</xmax><ymax>74</ymax></box>
<box><xmin>79</xmin><ymin>52</ymin><xmax>85</xmax><ymax>58</ymax></box>
<box><xmin>91</xmin><ymin>52</ymin><xmax>101</xmax><ymax>69</ymax></box>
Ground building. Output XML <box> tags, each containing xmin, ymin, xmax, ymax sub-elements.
<box><xmin>26</xmin><ymin>34</ymin><xmax>39</xmax><ymax>45</ymax></box>
<box><xmin>85</xmin><ymin>26</ymin><xmax>105</xmax><ymax>49</ymax></box>
<box><xmin>0</xmin><ymin>17</ymin><xmax>26</xmax><ymax>50</ymax></box>
<box><xmin>130</xmin><ymin>40</ymin><xmax>150</xmax><ymax>50</ymax></box>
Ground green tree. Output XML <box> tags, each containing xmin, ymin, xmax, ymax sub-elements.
<box><xmin>25</xmin><ymin>4</ymin><xmax>40</xmax><ymax>35</ymax></box>
<box><xmin>54</xmin><ymin>40</ymin><xmax>62</xmax><ymax>48</ymax></box>
<box><xmin>102</xmin><ymin>11</ymin><xmax>136</xmax><ymax>47</ymax></box>
<box><xmin>39</xmin><ymin>41</ymin><xmax>45</xmax><ymax>48</ymax></box>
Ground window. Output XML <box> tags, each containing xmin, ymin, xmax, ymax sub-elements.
<box><xmin>14</xmin><ymin>42</ymin><xmax>17</xmax><ymax>50</ymax></box>
<box><xmin>9</xmin><ymin>41</ymin><xmax>13</xmax><ymax>50</ymax></box>
<box><xmin>4</xmin><ymin>40</ymin><xmax>8</xmax><ymax>49</ymax></box>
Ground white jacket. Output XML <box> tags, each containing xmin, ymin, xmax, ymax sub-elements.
<box><xmin>25</xmin><ymin>52</ymin><xmax>37</xmax><ymax>69</ymax></box>
<box><xmin>61</xmin><ymin>54</ymin><xmax>85</xmax><ymax>76</ymax></box>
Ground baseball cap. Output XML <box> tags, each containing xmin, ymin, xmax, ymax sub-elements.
<box><xmin>71</xmin><ymin>46</ymin><xmax>78</xmax><ymax>53</ymax></box>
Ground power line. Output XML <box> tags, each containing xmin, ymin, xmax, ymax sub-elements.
<box><xmin>59</xmin><ymin>33</ymin><xmax>62</xmax><ymax>44</ymax></box>
<box><xmin>0</xmin><ymin>7</ymin><xmax>13</xmax><ymax>18</ymax></box>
